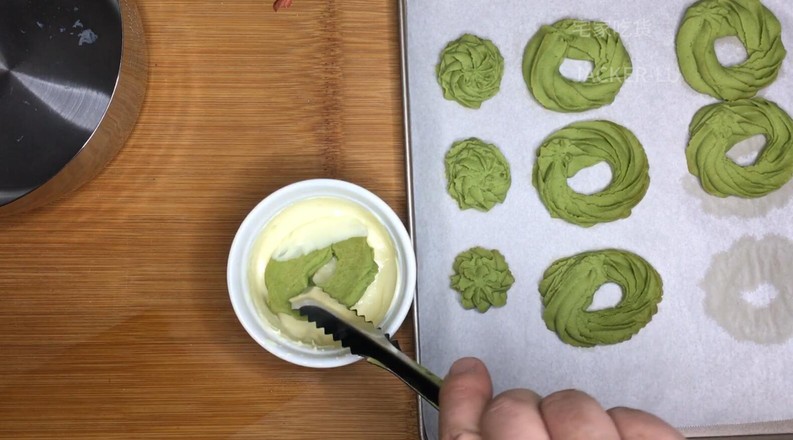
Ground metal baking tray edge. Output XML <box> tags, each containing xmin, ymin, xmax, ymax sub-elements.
<box><xmin>397</xmin><ymin>1</ymin><xmax>793</xmax><ymax>438</ymax></box>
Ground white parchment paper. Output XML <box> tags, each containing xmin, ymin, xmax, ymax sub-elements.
<box><xmin>404</xmin><ymin>0</ymin><xmax>793</xmax><ymax>436</ymax></box>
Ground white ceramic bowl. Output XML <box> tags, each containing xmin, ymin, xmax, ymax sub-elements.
<box><xmin>227</xmin><ymin>179</ymin><xmax>416</xmax><ymax>368</ymax></box>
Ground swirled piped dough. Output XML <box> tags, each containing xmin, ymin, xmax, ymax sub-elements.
<box><xmin>522</xmin><ymin>19</ymin><xmax>632</xmax><ymax>112</ymax></box>
<box><xmin>436</xmin><ymin>34</ymin><xmax>504</xmax><ymax>109</ymax></box>
<box><xmin>687</xmin><ymin>98</ymin><xmax>793</xmax><ymax>198</ymax></box>
<box><xmin>676</xmin><ymin>0</ymin><xmax>787</xmax><ymax>101</ymax></box>
<box><xmin>540</xmin><ymin>249</ymin><xmax>663</xmax><ymax>348</ymax></box>
<box><xmin>532</xmin><ymin>120</ymin><xmax>650</xmax><ymax>227</ymax></box>
<box><xmin>445</xmin><ymin>138</ymin><xmax>511</xmax><ymax>212</ymax></box>
<box><xmin>450</xmin><ymin>247</ymin><xmax>515</xmax><ymax>312</ymax></box>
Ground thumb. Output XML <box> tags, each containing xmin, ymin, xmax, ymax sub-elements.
<box><xmin>439</xmin><ymin>357</ymin><xmax>493</xmax><ymax>440</ymax></box>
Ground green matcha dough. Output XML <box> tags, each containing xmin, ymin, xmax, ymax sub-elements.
<box><xmin>532</xmin><ymin>121</ymin><xmax>650</xmax><ymax>227</ymax></box>
<box><xmin>445</xmin><ymin>138</ymin><xmax>511</xmax><ymax>212</ymax></box>
<box><xmin>676</xmin><ymin>0</ymin><xmax>786</xmax><ymax>101</ymax></box>
<box><xmin>436</xmin><ymin>34</ymin><xmax>505</xmax><ymax>109</ymax></box>
<box><xmin>540</xmin><ymin>249</ymin><xmax>663</xmax><ymax>348</ymax></box>
<box><xmin>687</xmin><ymin>98</ymin><xmax>793</xmax><ymax>198</ymax></box>
<box><xmin>264</xmin><ymin>237</ymin><xmax>378</xmax><ymax>316</ymax></box>
<box><xmin>451</xmin><ymin>247</ymin><xmax>515</xmax><ymax>313</ymax></box>
<box><xmin>523</xmin><ymin>19</ymin><xmax>632</xmax><ymax>112</ymax></box>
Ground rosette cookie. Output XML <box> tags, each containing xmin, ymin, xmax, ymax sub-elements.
<box><xmin>676</xmin><ymin>0</ymin><xmax>786</xmax><ymax>101</ymax></box>
<box><xmin>687</xmin><ymin>98</ymin><xmax>793</xmax><ymax>198</ymax></box>
<box><xmin>532</xmin><ymin>121</ymin><xmax>650</xmax><ymax>227</ymax></box>
<box><xmin>445</xmin><ymin>138</ymin><xmax>511</xmax><ymax>212</ymax></box>
<box><xmin>436</xmin><ymin>34</ymin><xmax>504</xmax><ymax>109</ymax></box>
<box><xmin>451</xmin><ymin>247</ymin><xmax>515</xmax><ymax>313</ymax></box>
<box><xmin>540</xmin><ymin>249</ymin><xmax>663</xmax><ymax>348</ymax></box>
<box><xmin>522</xmin><ymin>19</ymin><xmax>633</xmax><ymax>112</ymax></box>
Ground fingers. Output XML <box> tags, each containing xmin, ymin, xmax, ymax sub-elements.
<box><xmin>608</xmin><ymin>407</ymin><xmax>685</xmax><ymax>440</ymax></box>
<box><xmin>481</xmin><ymin>389</ymin><xmax>549</xmax><ymax>440</ymax></box>
<box><xmin>440</xmin><ymin>358</ymin><xmax>682</xmax><ymax>440</ymax></box>
<box><xmin>540</xmin><ymin>389</ymin><xmax>621</xmax><ymax>440</ymax></box>
<box><xmin>439</xmin><ymin>357</ymin><xmax>493</xmax><ymax>440</ymax></box>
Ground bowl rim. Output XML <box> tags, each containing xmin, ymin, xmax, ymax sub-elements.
<box><xmin>227</xmin><ymin>179</ymin><xmax>416</xmax><ymax>368</ymax></box>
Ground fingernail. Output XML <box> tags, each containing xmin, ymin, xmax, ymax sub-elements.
<box><xmin>448</xmin><ymin>357</ymin><xmax>481</xmax><ymax>376</ymax></box>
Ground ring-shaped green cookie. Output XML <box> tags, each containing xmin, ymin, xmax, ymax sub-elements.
<box><xmin>523</xmin><ymin>19</ymin><xmax>633</xmax><ymax>112</ymax></box>
<box><xmin>676</xmin><ymin>0</ymin><xmax>787</xmax><ymax>101</ymax></box>
<box><xmin>540</xmin><ymin>249</ymin><xmax>663</xmax><ymax>348</ymax></box>
<box><xmin>687</xmin><ymin>98</ymin><xmax>793</xmax><ymax>198</ymax></box>
<box><xmin>532</xmin><ymin>121</ymin><xmax>650</xmax><ymax>227</ymax></box>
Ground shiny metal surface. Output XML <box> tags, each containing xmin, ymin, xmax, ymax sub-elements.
<box><xmin>293</xmin><ymin>290</ymin><xmax>443</xmax><ymax>410</ymax></box>
<box><xmin>0</xmin><ymin>0</ymin><xmax>144</xmax><ymax>213</ymax></box>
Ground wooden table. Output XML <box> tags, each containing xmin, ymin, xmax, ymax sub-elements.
<box><xmin>0</xmin><ymin>0</ymin><xmax>420</xmax><ymax>437</ymax></box>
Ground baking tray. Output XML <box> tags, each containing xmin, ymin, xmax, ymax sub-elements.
<box><xmin>398</xmin><ymin>0</ymin><xmax>793</xmax><ymax>438</ymax></box>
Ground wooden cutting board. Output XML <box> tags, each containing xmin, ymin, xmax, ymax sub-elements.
<box><xmin>0</xmin><ymin>0</ymin><xmax>419</xmax><ymax>438</ymax></box>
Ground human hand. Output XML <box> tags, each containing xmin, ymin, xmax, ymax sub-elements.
<box><xmin>273</xmin><ymin>0</ymin><xmax>293</xmax><ymax>12</ymax></box>
<box><xmin>439</xmin><ymin>357</ymin><xmax>684</xmax><ymax>440</ymax></box>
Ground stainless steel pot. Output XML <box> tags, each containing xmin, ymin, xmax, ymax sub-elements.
<box><xmin>0</xmin><ymin>0</ymin><xmax>147</xmax><ymax>216</ymax></box>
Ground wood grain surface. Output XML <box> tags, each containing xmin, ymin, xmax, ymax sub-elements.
<box><xmin>0</xmin><ymin>0</ymin><xmax>420</xmax><ymax>438</ymax></box>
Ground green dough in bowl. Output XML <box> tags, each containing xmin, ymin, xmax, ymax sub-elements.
<box><xmin>532</xmin><ymin>121</ymin><xmax>650</xmax><ymax>227</ymax></box>
<box><xmin>436</xmin><ymin>34</ymin><xmax>504</xmax><ymax>109</ymax></box>
<box><xmin>687</xmin><ymin>98</ymin><xmax>793</xmax><ymax>198</ymax></box>
<box><xmin>264</xmin><ymin>237</ymin><xmax>379</xmax><ymax>317</ymax></box>
<box><xmin>451</xmin><ymin>247</ymin><xmax>515</xmax><ymax>313</ymax></box>
<box><xmin>676</xmin><ymin>0</ymin><xmax>786</xmax><ymax>101</ymax></box>
<box><xmin>445</xmin><ymin>138</ymin><xmax>511</xmax><ymax>212</ymax></box>
<box><xmin>540</xmin><ymin>249</ymin><xmax>663</xmax><ymax>348</ymax></box>
<box><xmin>522</xmin><ymin>19</ymin><xmax>633</xmax><ymax>112</ymax></box>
